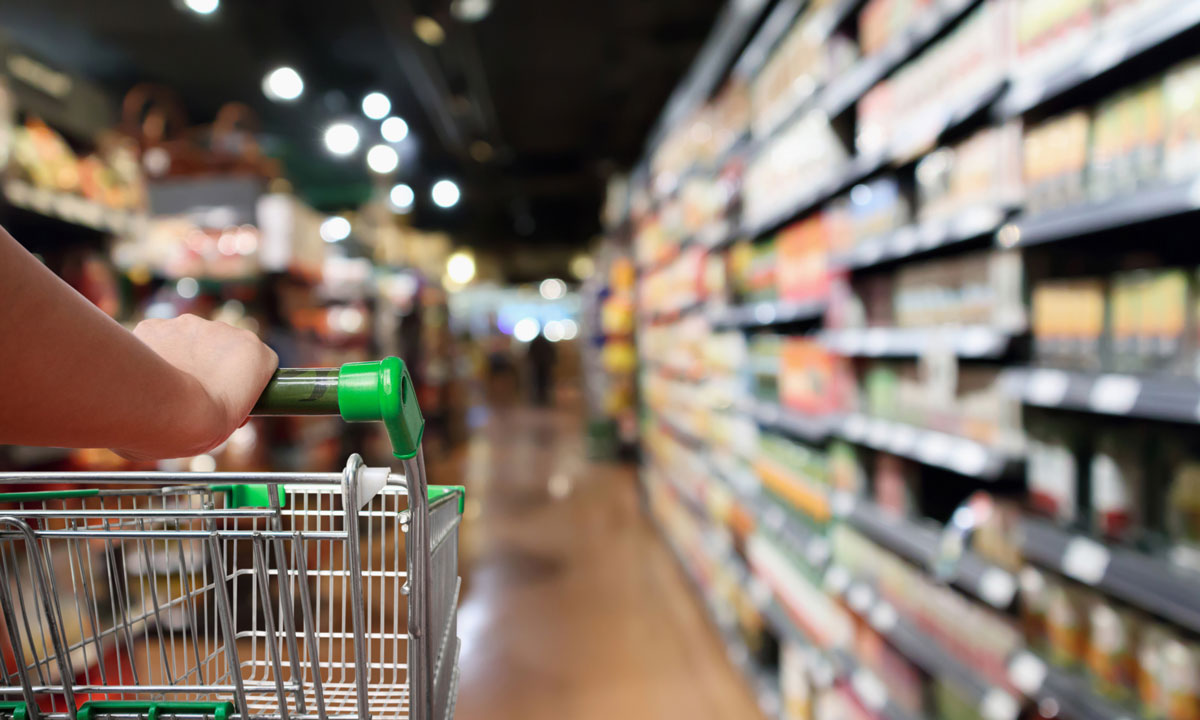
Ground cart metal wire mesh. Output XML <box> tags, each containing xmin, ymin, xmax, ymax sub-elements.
<box><xmin>0</xmin><ymin>452</ymin><xmax>462</xmax><ymax>720</ymax></box>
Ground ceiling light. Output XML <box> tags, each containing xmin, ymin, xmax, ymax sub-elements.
<box><xmin>560</xmin><ymin>318</ymin><xmax>579</xmax><ymax>340</ymax></box>
<box><xmin>366</xmin><ymin>144</ymin><xmax>399</xmax><ymax>174</ymax></box>
<box><xmin>539</xmin><ymin>278</ymin><xmax>566</xmax><ymax>300</ymax></box>
<box><xmin>543</xmin><ymin>320</ymin><xmax>565</xmax><ymax>342</ymax></box>
<box><xmin>569</xmin><ymin>253</ymin><xmax>594</xmax><ymax>280</ymax></box>
<box><xmin>381</xmin><ymin>116</ymin><xmax>409</xmax><ymax>142</ymax></box>
<box><xmin>262</xmin><ymin>66</ymin><xmax>303</xmax><ymax>102</ymax></box>
<box><xmin>446</xmin><ymin>251</ymin><xmax>476</xmax><ymax>284</ymax></box>
<box><xmin>413</xmin><ymin>16</ymin><xmax>446</xmax><ymax>46</ymax></box>
<box><xmin>390</xmin><ymin>183</ymin><xmax>415</xmax><ymax>211</ymax></box>
<box><xmin>184</xmin><ymin>0</ymin><xmax>219</xmax><ymax>15</ymax></box>
<box><xmin>320</xmin><ymin>216</ymin><xmax>351</xmax><ymax>243</ymax></box>
<box><xmin>513</xmin><ymin>318</ymin><xmax>540</xmax><ymax>343</ymax></box>
<box><xmin>451</xmin><ymin>0</ymin><xmax>492</xmax><ymax>22</ymax></box>
<box><xmin>362</xmin><ymin>92</ymin><xmax>391</xmax><ymax>120</ymax></box>
<box><xmin>323</xmin><ymin>123</ymin><xmax>360</xmax><ymax>156</ymax></box>
<box><xmin>431</xmin><ymin>179</ymin><xmax>460</xmax><ymax>208</ymax></box>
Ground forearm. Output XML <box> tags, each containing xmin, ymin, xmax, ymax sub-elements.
<box><xmin>0</xmin><ymin>228</ymin><xmax>219</xmax><ymax>456</ymax></box>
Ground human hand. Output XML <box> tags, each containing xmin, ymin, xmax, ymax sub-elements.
<box><xmin>121</xmin><ymin>314</ymin><xmax>278</xmax><ymax>459</ymax></box>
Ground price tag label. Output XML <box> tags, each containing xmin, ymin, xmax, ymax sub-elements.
<box><xmin>867</xmin><ymin>419</ymin><xmax>892</xmax><ymax>448</ymax></box>
<box><xmin>1089</xmin><ymin>374</ymin><xmax>1140</xmax><ymax>415</ymax></box>
<box><xmin>824</xmin><ymin>566</ymin><xmax>852</xmax><ymax>594</ymax></box>
<box><xmin>847</xmin><ymin>583</ymin><xmax>874</xmax><ymax>612</ymax></box>
<box><xmin>1007</xmin><ymin>651</ymin><xmax>1048</xmax><ymax>695</ymax></box>
<box><xmin>831</xmin><ymin>492</ymin><xmax>857</xmax><ymax>517</ymax></box>
<box><xmin>843</xmin><ymin>414</ymin><xmax>869</xmax><ymax>440</ymax></box>
<box><xmin>949</xmin><ymin>439</ymin><xmax>990</xmax><ymax>477</ymax></box>
<box><xmin>864</xmin><ymin>328</ymin><xmax>889</xmax><ymax>356</ymax></box>
<box><xmin>1086</xmin><ymin>36</ymin><xmax>1129</xmax><ymax>73</ymax></box>
<box><xmin>1027</xmin><ymin>369</ymin><xmax>1069</xmax><ymax>406</ymax></box>
<box><xmin>889</xmin><ymin>424</ymin><xmax>919</xmax><ymax>454</ymax></box>
<box><xmin>1062</xmin><ymin>536</ymin><xmax>1111</xmax><ymax>585</ymax></box>
<box><xmin>958</xmin><ymin>326</ymin><xmax>1000</xmax><ymax>357</ymax></box>
<box><xmin>869</xmin><ymin>601</ymin><xmax>898</xmax><ymax>632</ymax></box>
<box><xmin>979</xmin><ymin>567</ymin><xmax>1018</xmax><ymax>608</ymax></box>
<box><xmin>852</xmin><ymin>669</ymin><xmax>888</xmax><ymax>711</ymax></box>
<box><xmin>806</xmin><ymin>537</ymin><xmax>831</xmax><ymax>567</ymax></box>
<box><xmin>918</xmin><ymin>431</ymin><xmax>952</xmax><ymax>466</ymax></box>
<box><xmin>980</xmin><ymin>689</ymin><xmax>1020</xmax><ymax>720</ymax></box>
<box><xmin>920</xmin><ymin>219</ymin><xmax>948</xmax><ymax>249</ymax></box>
<box><xmin>749</xmin><ymin>577</ymin><xmax>774</xmax><ymax>610</ymax></box>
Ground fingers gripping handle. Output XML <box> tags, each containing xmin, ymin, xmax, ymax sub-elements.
<box><xmin>251</xmin><ymin>357</ymin><xmax>425</xmax><ymax>459</ymax></box>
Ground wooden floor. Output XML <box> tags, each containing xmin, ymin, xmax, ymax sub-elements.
<box><xmin>432</xmin><ymin>397</ymin><xmax>761</xmax><ymax>720</ymax></box>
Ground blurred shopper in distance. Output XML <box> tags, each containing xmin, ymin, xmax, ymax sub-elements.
<box><xmin>527</xmin><ymin>330</ymin><xmax>556</xmax><ymax>406</ymax></box>
<box><xmin>0</xmin><ymin>226</ymin><xmax>278</xmax><ymax>459</ymax></box>
<box><xmin>485</xmin><ymin>329</ymin><xmax>518</xmax><ymax>406</ymax></box>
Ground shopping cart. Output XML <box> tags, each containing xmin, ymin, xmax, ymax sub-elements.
<box><xmin>0</xmin><ymin>358</ymin><xmax>462</xmax><ymax>720</ymax></box>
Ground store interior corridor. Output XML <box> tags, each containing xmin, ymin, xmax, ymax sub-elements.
<box><xmin>436</xmin><ymin>389</ymin><xmax>760</xmax><ymax>720</ymax></box>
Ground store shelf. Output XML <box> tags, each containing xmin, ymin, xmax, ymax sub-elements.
<box><xmin>840</xmin><ymin>496</ymin><xmax>1018</xmax><ymax>609</ymax></box>
<box><xmin>2</xmin><ymin>179</ymin><xmax>142</xmax><ymax>235</ymax></box>
<box><xmin>1001</xmin><ymin>367</ymin><xmax>1200</xmax><ymax>424</ymax></box>
<box><xmin>711</xmin><ymin>298</ymin><xmax>826</xmax><ymax>329</ymax></box>
<box><xmin>836</xmin><ymin>205</ymin><xmax>1010</xmax><ymax>271</ymax></box>
<box><xmin>821</xmin><ymin>325</ymin><xmax>1017</xmax><ymax>358</ymax></box>
<box><xmin>823</xmin><ymin>570</ymin><xmax>1021</xmax><ymax>720</ymax></box>
<box><xmin>997</xmin><ymin>0</ymin><xmax>1200</xmax><ymax>118</ymax></box>
<box><xmin>817</xmin><ymin>0</ymin><xmax>980</xmax><ymax>118</ymax></box>
<box><xmin>1018</xmin><ymin>517</ymin><xmax>1200</xmax><ymax>635</ymax></box>
<box><xmin>1003</xmin><ymin>178</ymin><xmax>1200</xmax><ymax>248</ymax></box>
<box><xmin>742</xmin><ymin>151</ymin><xmax>889</xmax><ymax>238</ymax></box>
<box><xmin>1007</xmin><ymin>651</ymin><xmax>1136</xmax><ymax>720</ymax></box>
<box><xmin>741</xmin><ymin>398</ymin><xmax>841</xmax><ymax>444</ymax></box>
<box><xmin>836</xmin><ymin>413</ymin><xmax>1013</xmax><ymax>479</ymax></box>
<box><xmin>763</xmin><ymin>601</ymin><xmax>923</xmax><ymax>720</ymax></box>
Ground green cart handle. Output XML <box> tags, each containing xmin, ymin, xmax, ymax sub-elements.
<box><xmin>251</xmin><ymin>358</ymin><xmax>424</xmax><ymax>460</ymax></box>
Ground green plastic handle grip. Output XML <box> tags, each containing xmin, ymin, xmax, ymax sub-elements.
<box><xmin>76</xmin><ymin>701</ymin><xmax>233</xmax><ymax>720</ymax></box>
<box><xmin>251</xmin><ymin>358</ymin><xmax>425</xmax><ymax>459</ymax></box>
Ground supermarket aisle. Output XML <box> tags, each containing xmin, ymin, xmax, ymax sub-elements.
<box><xmin>437</xmin><ymin>395</ymin><xmax>760</xmax><ymax>720</ymax></box>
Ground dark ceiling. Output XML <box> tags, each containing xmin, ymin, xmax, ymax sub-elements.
<box><xmin>0</xmin><ymin>0</ymin><xmax>728</xmax><ymax>270</ymax></box>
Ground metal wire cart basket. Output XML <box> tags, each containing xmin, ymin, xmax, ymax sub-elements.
<box><xmin>0</xmin><ymin>359</ymin><xmax>463</xmax><ymax>720</ymax></box>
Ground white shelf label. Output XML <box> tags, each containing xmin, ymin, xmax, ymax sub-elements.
<box><xmin>831</xmin><ymin>492</ymin><xmax>857</xmax><ymax>517</ymax></box>
<box><xmin>890</xmin><ymin>227</ymin><xmax>918</xmax><ymax>256</ymax></box>
<box><xmin>869</xmin><ymin>601</ymin><xmax>898</xmax><ymax>632</ymax></box>
<box><xmin>918</xmin><ymin>432</ymin><xmax>952</xmax><ymax>466</ymax></box>
<box><xmin>843</xmin><ymin>414</ymin><xmax>869</xmax><ymax>440</ymax></box>
<box><xmin>749</xmin><ymin>577</ymin><xmax>774</xmax><ymax>610</ymax></box>
<box><xmin>1027</xmin><ymin>369</ymin><xmax>1069</xmax><ymax>406</ymax></box>
<box><xmin>1089</xmin><ymin>374</ymin><xmax>1140</xmax><ymax>415</ymax></box>
<box><xmin>949</xmin><ymin>439</ymin><xmax>990</xmax><ymax>477</ymax></box>
<box><xmin>847</xmin><ymin>583</ymin><xmax>874</xmax><ymax>612</ymax></box>
<box><xmin>806</xmin><ymin>537</ymin><xmax>831</xmax><ymax>566</ymax></box>
<box><xmin>979</xmin><ymin>567</ymin><xmax>1017</xmax><ymax>608</ymax></box>
<box><xmin>980</xmin><ymin>689</ymin><xmax>1020</xmax><ymax>720</ymax></box>
<box><xmin>1007</xmin><ymin>651</ymin><xmax>1048</xmax><ymax>695</ymax></box>
<box><xmin>958</xmin><ymin>326</ymin><xmax>1000</xmax><ymax>357</ymax></box>
<box><xmin>864</xmin><ymin>328</ymin><xmax>889</xmax><ymax>356</ymax></box>
<box><xmin>824</xmin><ymin>566</ymin><xmax>851</xmax><ymax>594</ymax></box>
<box><xmin>1062</xmin><ymin>536</ymin><xmax>1111</xmax><ymax>585</ymax></box>
<box><xmin>852</xmin><ymin>669</ymin><xmax>888</xmax><ymax>711</ymax></box>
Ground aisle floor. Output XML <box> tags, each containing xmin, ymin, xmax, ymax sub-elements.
<box><xmin>435</xmin><ymin>397</ymin><xmax>761</xmax><ymax>720</ymax></box>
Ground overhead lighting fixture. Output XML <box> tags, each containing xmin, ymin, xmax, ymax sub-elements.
<box><xmin>413</xmin><ymin>16</ymin><xmax>446</xmax><ymax>46</ymax></box>
<box><xmin>361</xmin><ymin>92</ymin><xmax>391</xmax><ymax>120</ymax></box>
<box><xmin>320</xmin><ymin>216</ymin><xmax>351</xmax><ymax>243</ymax></box>
<box><xmin>390</xmin><ymin>183</ymin><xmax>415</xmax><ymax>211</ymax></box>
<box><xmin>381</xmin><ymin>116</ymin><xmax>409</xmax><ymax>143</ymax></box>
<box><xmin>450</xmin><ymin>0</ymin><xmax>492</xmax><ymax>22</ymax></box>
<box><xmin>323</xmin><ymin>122</ymin><xmax>360</xmax><ymax>156</ymax></box>
<box><xmin>366</xmin><ymin>144</ymin><xmax>399</xmax><ymax>174</ymax></box>
<box><xmin>539</xmin><ymin>278</ymin><xmax>566</xmax><ymax>300</ymax></box>
<box><xmin>542</xmin><ymin>320</ymin><xmax>565</xmax><ymax>343</ymax></box>
<box><xmin>513</xmin><ymin>318</ymin><xmax>540</xmax><ymax>343</ymax></box>
<box><xmin>262</xmin><ymin>66</ymin><xmax>304</xmax><ymax>102</ymax></box>
<box><xmin>183</xmin><ymin>0</ymin><xmax>219</xmax><ymax>15</ymax></box>
<box><xmin>560</xmin><ymin>318</ymin><xmax>579</xmax><ymax>340</ymax></box>
<box><xmin>446</xmin><ymin>251</ymin><xmax>476</xmax><ymax>285</ymax></box>
<box><xmin>431</xmin><ymin>179</ymin><xmax>460</xmax><ymax>208</ymax></box>
<box><xmin>469</xmin><ymin>140</ymin><xmax>493</xmax><ymax>163</ymax></box>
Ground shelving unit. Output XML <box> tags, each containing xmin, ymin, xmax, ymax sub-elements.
<box><xmin>627</xmin><ymin>0</ymin><xmax>1200</xmax><ymax>716</ymax></box>
<box><xmin>1001</xmin><ymin>367</ymin><xmax>1200</xmax><ymax>424</ymax></box>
